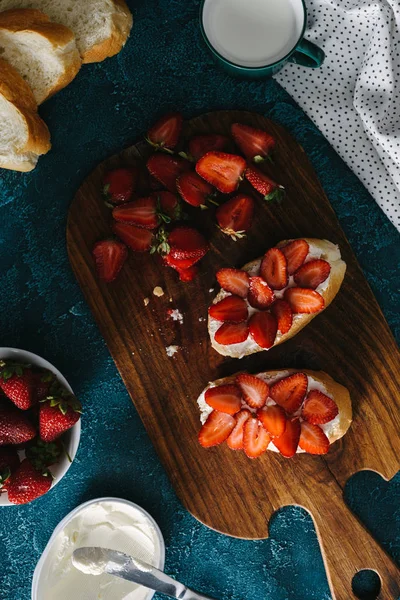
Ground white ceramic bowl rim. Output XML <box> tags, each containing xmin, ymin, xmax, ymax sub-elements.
<box><xmin>31</xmin><ymin>496</ymin><xmax>166</xmax><ymax>600</ymax></box>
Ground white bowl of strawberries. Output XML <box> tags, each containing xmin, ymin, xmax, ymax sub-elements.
<box><xmin>0</xmin><ymin>348</ymin><xmax>81</xmax><ymax>506</ymax></box>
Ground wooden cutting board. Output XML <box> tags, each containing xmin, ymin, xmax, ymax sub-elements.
<box><xmin>67</xmin><ymin>111</ymin><xmax>400</xmax><ymax>600</ymax></box>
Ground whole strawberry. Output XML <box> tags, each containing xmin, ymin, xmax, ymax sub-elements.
<box><xmin>0</xmin><ymin>405</ymin><xmax>37</xmax><ymax>445</ymax></box>
<box><xmin>32</xmin><ymin>370</ymin><xmax>55</xmax><ymax>402</ymax></box>
<box><xmin>7</xmin><ymin>459</ymin><xmax>52</xmax><ymax>504</ymax></box>
<box><xmin>0</xmin><ymin>361</ymin><xmax>34</xmax><ymax>410</ymax></box>
<box><xmin>0</xmin><ymin>447</ymin><xmax>20</xmax><ymax>491</ymax></box>
<box><xmin>39</xmin><ymin>394</ymin><xmax>82</xmax><ymax>442</ymax></box>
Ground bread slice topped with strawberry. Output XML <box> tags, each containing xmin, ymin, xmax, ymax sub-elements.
<box><xmin>198</xmin><ymin>370</ymin><xmax>352</xmax><ymax>459</ymax></box>
<box><xmin>208</xmin><ymin>238</ymin><xmax>346</xmax><ymax>358</ymax></box>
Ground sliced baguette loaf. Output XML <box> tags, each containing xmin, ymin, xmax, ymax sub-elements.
<box><xmin>0</xmin><ymin>9</ymin><xmax>81</xmax><ymax>104</ymax></box>
<box><xmin>0</xmin><ymin>57</ymin><xmax>50</xmax><ymax>171</ymax></box>
<box><xmin>0</xmin><ymin>0</ymin><xmax>133</xmax><ymax>63</ymax></box>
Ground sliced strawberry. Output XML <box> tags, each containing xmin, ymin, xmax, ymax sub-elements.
<box><xmin>299</xmin><ymin>421</ymin><xmax>330</xmax><ymax>455</ymax></box>
<box><xmin>231</xmin><ymin>123</ymin><xmax>275</xmax><ymax>163</ymax></box>
<box><xmin>196</xmin><ymin>152</ymin><xmax>246</xmax><ymax>194</ymax></box>
<box><xmin>280</xmin><ymin>239</ymin><xmax>309</xmax><ymax>275</ymax></box>
<box><xmin>205</xmin><ymin>384</ymin><xmax>242</xmax><ymax>415</ymax></box>
<box><xmin>176</xmin><ymin>171</ymin><xmax>214</xmax><ymax>207</ymax></box>
<box><xmin>236</xmin><ymin>373</ymin><xmax>269</xmax><ymax>409</ymax></box>
<box><xmin>209</xmin><ymin>295</ymin><xmax>248</xmax><ymax>323</ymax></box>
<box><xmin>273</xmin><ymin>418</ymin><xmax>301</xmax><ymax>458</ymax></box>
<box><xmin>155</xmin><ymin>191</ymin><xmax>181</xmax><ymax>220</ymax></box>
<box><xmin>147</xmin><ymin>112</ymin><xmax>183</xmax><ymax>151</ymax></box>
<box><xmin>214</xmin><ymin>322</ymin><xmax>249</xmax><ymax>345</ymax></box>
<box><xmin>284</xmin><ymin>288</ymin><xmax>324</xmax><ymax>314</ymax></box>
<box><xmin>247</xmin><ymin>276</ymin><xmax>274</xmax><ymax>310</ymax></box>
<box><xmin>245</xmin><ymin>166</ymin><xmax>284</xmax><ymax>201</ymax></box>
<box><xmin>270</xmin><ymin>373</ymin><xmax>308</xmax><ymax>414</ymax></box>
<box><xmin>216</xmin><ymin>269</ymin><xmax>249</xmax><ymax>298</ymax></box>
<box><xmin>164</xmin><ymin>254</ymin><xmax>199</xmax><ymax>270</ymax></box>
<box><xmin>294</xmin><ymin>259</ymin><xmax>331</xmax><ymax>289</ymax></box>
<box><xmin>260</xmin><ymin>248</ymin><xmax>288</xmax><ymax>290</ymax></box>
<box><xmin>188</xmin><ymin>134</ymin><xmax>230</xmax><ymax>161</ymax></box>
<box><xmin>112</xmin><ymin>222</ymin><xmax>154</xmax><ymax>252</ymax></box>
<box><xmin>168</xmin><ymin>226</ymin><xmax>209</xmax><ymax>260</ymax></box>
<box><xmin>113</xmin><ymin>196</ymin><xmax>159</xmax><ymax>229</ymax></box>
<box><xmin>271</xmin><ymin>300</ymin><xmax>293</xmax><ymax>335</ymax></box>
<box><xmin>198</xmin><ymin>411</ymin><xmax>235</xmax><ymax>448</ymax></box>
<box><xmin>103</xmin><ymin>167</ymin><xmax>137</xmax><ymax>204</ymax></box>
<box><xmin>177</xmin><ymin>265</ymin><xmax>199</xmax><ymax>282</ymax></box>
<box><xmin>302</xmin><ymin>390</ymin><xmax>339</xmax><ymax>425</ymax></box>
<box><xmin>147</xmin><ymin>154</ymin><xmax>191</xmax><ymax>192</ymax></box>
<box><xmin>226</xmin><ymin>409</ymin><xmax>251</xmax><ymax>450</ymax></box>
<box><xmin>216</xmin><ymin>195</ymin><xmax>254</xmax><ymax>240</ymax></box>
<box><xmin>243</xmin><ymin>418</ymin><xmax>271</xmax><ymax>459</ymax></box>
<box><xmin>248</xmin><ymin>311</ymin><xmax>277</xmax><ymax>349</ymax></box>
<box><xmin>257</xmin><ymin>405</ymin><xmax>287</xmax><ymax>438</ymax></box>
<box><xmin>92</xmin><ymin>240</ymin><xmax>128</xmax><ymax>283</ymax></box>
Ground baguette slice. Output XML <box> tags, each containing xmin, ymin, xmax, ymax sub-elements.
<box><xmin>209</xmin><ymin>238</ymin><xmax>346</xmax><ymax>358</ymax></box>
<box><xmin>0</xmin><ymin>0</ymin><xmax>133</xmax><ymax>63</ymax></box>
<box><xmin>0</xmin><ymin>57</ymin><xmax>50</xmax><ymax>171</ymax></box>
<box><xmin>197</xmin><ymin>369</ymin><xmax>352</xmax><ymax>454</ymax></box>
<box><xmin>0</xmin><ymin>9</ymin><xmax>81</xmax><ymax>104</ymax></box>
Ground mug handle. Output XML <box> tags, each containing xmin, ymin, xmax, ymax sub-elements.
<box><xmin>288</xmin><ymin>38</ymin><xmax>325</xmax><ymax>68</ymax></box>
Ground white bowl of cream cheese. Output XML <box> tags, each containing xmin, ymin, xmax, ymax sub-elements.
<box><xmin>32</xmin><ymin>497</ymin><xmax>165</xmax><ymax>600</ymax></box>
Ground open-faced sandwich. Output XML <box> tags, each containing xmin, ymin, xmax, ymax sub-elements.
<box><xmin>198</xmin><ymin>370</ymin><xmax>352</xmax><ymax>458</ymax></box>
<box><xmin>208</xmin><ymin>238</ymin><xmax>346</xmax><ymax>358</ymax></box>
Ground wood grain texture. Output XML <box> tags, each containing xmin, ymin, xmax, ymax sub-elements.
<box><xmin>67</xmin><ymin>111</ymin><xmax>400</xmax><ymax>599</ymax></box>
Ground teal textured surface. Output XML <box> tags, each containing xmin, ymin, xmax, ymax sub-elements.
<box><xmin>0</xmin><ymin>1</ymin><xmax>399</xmax><ymax>599</ymax></box>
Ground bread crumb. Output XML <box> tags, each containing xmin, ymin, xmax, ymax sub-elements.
<box><xmin>198</xmin><ymin>317</ymin><xmax>205</xmax><ymax>322</ymax></box>
<box><xmin>209</xmin><ymin>288</ymin><xmax>214</xmax><ymax>293</ymax></box>
<box><xmin>167</xmin><ymin>309</ymin><xmax>183</xmax><ymax>324</ymax></box>
<box><xmin>166</xmin><ymin>345</ymin><xmax>179</xmax><ymax>357</ymax></box>
<box><xmin>169</xmin><ymin>297</ymin><xmax>173</xmax><ymax>303</ymax></box>
<box><xmin>153</xmin><ymin>286</ymin><xmax>164</xmax><ymax>297</ymax></box>
<box><xmin>143</xmin><ymin>297</ymin><xmax>150</xmax><ymax>306</ymax></box>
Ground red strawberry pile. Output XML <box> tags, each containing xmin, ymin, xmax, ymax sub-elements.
<box><xmin>0</xmin><ymin>360</ymin><xmax>82</xmax><ymax>504</ymax></box>
<box><xmin>209</xmin><ymin>239</ymin><xmax>331</xmax><ymax>347</ymax></box>
<box><xmin>93</xmin><ymin>114</ymin><xmax>285</xmax><ymax>284</ymax></box>
<box><xmin>199</xmin><ymin>372</ymin><xmax>339</xmax><ymax>458</ymax></box>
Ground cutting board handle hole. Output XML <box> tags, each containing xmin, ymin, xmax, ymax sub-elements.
<box><xmin>352</xmin><ymin>570</ymin><xmax>381</xmax><ymax>600</ymax></box>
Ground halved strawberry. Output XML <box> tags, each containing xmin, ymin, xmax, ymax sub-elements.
<box><xmin>257</xmin><ymin>405</ymin><xmax>287</xmax><ymax>438</ymax></box>
<box><xmin>231</xmin><ymin>123</ymin><xmax>275</xmax><ymax>163</ymax></box>
<box><xmin>271</xmin><ymin>300</ymin><xmax>293</xmax><ymax>335</ymax></box>
<box><xmin>92</xmin><ymin>240</ymin><xmax>128</xmax><ymax>283</ymax></box>
<box><xmin>164</xmin><ymin>254</ymin><xmax>199</xmax><ymax>270</ymax></box>
<box><xmin>214</xmin><ymin>322</ymin><xmax>249</xmax><ymax>345</ymax></box>
<box><xmin>236</xmin><ymin>373</ymin><xmax>269</xmax><ymax>409</ymax></box>
<box><xmin>260</xmin><ymin>248</ymin><xmax>288</xmax><ymax>290</ymax></box>
<box><xmin>167</xmin><ymin>226</ymin><xmax>209</xmax><ymax>260</ymax></box>
<box><xmin>299</xmin><ymin>421</ymin><xmax>330</xmax><ymax>455</ymax></box>
<box><xmin>280</xmin><ymin>239</ymin><xmax>309</xmax><ymax>275</ymax></box>
<box><xmin>112</xmin><ymin>222</ymin><xmax>154</xmax><ymax>252</ymax></box>
<box><xmin>243</xmin><ymin>418</ymin><xmax>271</xmax><ymax>459</ymax></box>
<box><xmin>294</xmin><ymin>259</ymin><xmax>331</xmax><ymax>289</ymax></box>
<box><xmin>248</xmin><ymin>311</ymin><xmax>277</xmax><ymax>349</ymax></box>
<box><xmin>301</xmin><ymin>390</ymin><xmax>338</xmax><ymax>425</ymax></box>
<box><xmin>147</xmin><ymin>112</ymin><xmax>183</xmax><ymax>151</ymax></box>
<box><xmin>273</xmin><ymin>418</ymin><xmax>301</xmax><ymax>458</ymax></box>
<box><xmin>226</xmin><ymin>409</ymin><xmax>251</xmax><ymax>450</ymax></box>
<box><xmin>176</xmin><ymin>172</ymin><xmax>215</xmax><ymax>207</ymax></box>
<box><xmin>198</xmin><ymin>411</ymin><xmax>235</xmax><ymax>448</ymax></box>
<box><xmin>216</xmin><ymin>269</ymin><xmax>249</xmax><ymax>298</ymax></box>
<box><xmin>245</xmin><ymin>166</ymin><xmax>284</xmax><ymax>201</ymax></box>
<box><xmin>113</xmin><ymin>196</ymin><xmax>159</xmax><ymax>229</ymax></box>
<box><xmin>205</xmin><ymin>384</ymin><xmax>242</xmax><ymax>415</ymax></box>
<box><xmin>103</xmin><ymin>167</ymin><xmax>137</xmax><ymax>204</ymax></box>
<box><xmin>216</xmin><ymin>195</ymin><xmax>254</xmax><ymax>240</ymax></box>
<box><xmin>270</xmin><ymin>373</ymin><xmax>308</xmax><ymax>414</ymax></box>
<box><xmin>188</xmin><ymin>134</ymin><xmax>230</xmax><ymax>161</ymax></box>
<box><xmin>247</xmin><ymin>276</ymin><xmax>274</xmax><ymax>309</ymax></box>
<box><xmin>209</xmin><ymin>296</ymin><xmax>248</xmax><ymax>323</ymax></box>
<box><xmin>155</xmin><ymin>191</ymin><xmax>181</xmax><ymax>220</ymax></box>
<box><xmin>284</xmin><ymin>288</ymin><xmax>324</xmax><ymax>314</ymax></box>
<box><xmin>147</xmin><ymin>154</ymin><xmax>191</xmax><ymax>192</ymax></box>
<box><xmin>176</xmin><ymin>265</ymin><xmax>199</xmax><ymax>282</ymax></box>
<box><xmin>196</xmin><ymin>152</ymin><xmax>246</xmax><ymax>194</ymax></box>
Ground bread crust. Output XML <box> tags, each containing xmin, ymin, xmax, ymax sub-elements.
<box><xmin>209</xmin><ymin>238</ymin><xmax>347</xmax><ymax>358</ymax></box>
<box><xmin>82</xmin><ymin>0</ymin><xmax>133</xmax><ymax>63</ymax></box>
<box><xmin>198</xmin><ymin>369</ymin><xmax>353</xmax><ymax>448</ymax></box>
<box><xmin>0</xmin><ymin>8</ymin><xmax>81</xmax><ymax>103</ymax></box>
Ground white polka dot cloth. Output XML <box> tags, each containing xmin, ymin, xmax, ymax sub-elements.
<box><xmin>276</xmin><ymin>0</ymin><xmax>400</xmax><ymax>231</ymax></box>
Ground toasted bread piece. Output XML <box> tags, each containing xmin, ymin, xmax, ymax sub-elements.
<box><xmin>209</xmin><ymin>238</ymin><xmax>346</xmax><ymax>358</ymax></box>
